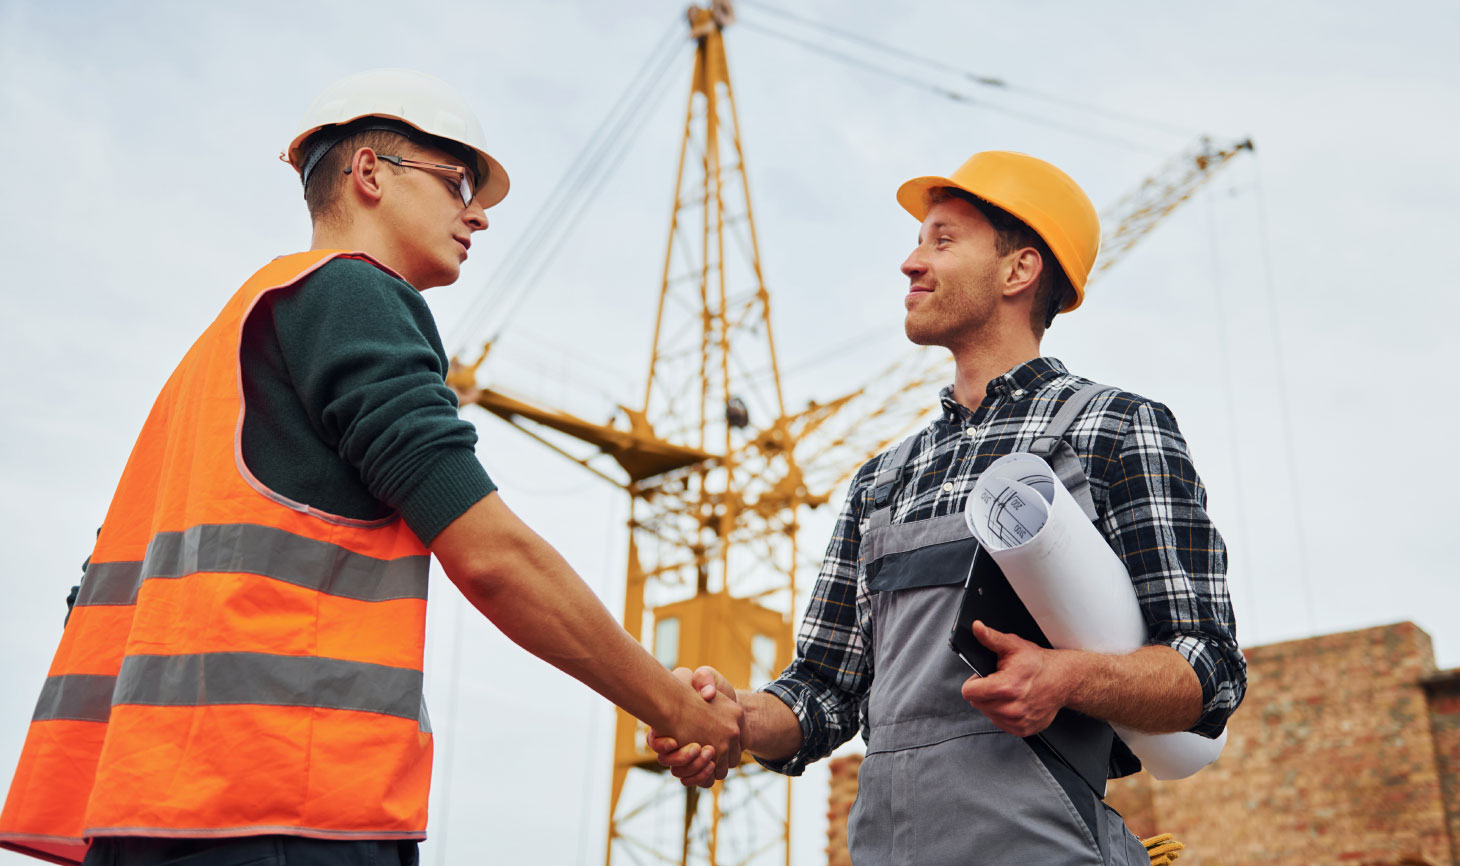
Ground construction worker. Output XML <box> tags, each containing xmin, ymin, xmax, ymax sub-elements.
<box><xmin>0</xmin><ymin>68</ymin><xmax>742</xmax><ymax>866</ymax></box>
<box><xmin>650</xmin><ymin>152</ymin><xmax>1245</xmax><ymax>863</ymax></box>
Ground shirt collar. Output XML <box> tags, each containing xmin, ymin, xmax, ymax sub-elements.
<box><xmin>938</xmin><ymin>356</ymin><xmax>1070</xmax><ymax>421</ymax></box>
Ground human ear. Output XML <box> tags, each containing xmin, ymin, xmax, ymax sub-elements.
<box><xmin>1003</xmin><ymin>247</ymin><xmax>1043</xmax><ymax>299</ymax></box>
<box><xmin>344</xmin><ymin>148</ymin><xmax>386</xmax><ymax>205</ymax></box>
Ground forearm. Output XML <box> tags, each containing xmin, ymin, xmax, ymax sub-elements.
<box><xmin>1057</xmin><ymin>644</ymin><xmax>1203</xmax><ymax>733</ymax></box>
<box><xmin>741</xmin><ymin>691</ymin><xmax>803</xmax><ymax>762</ymax></box>
<box><xmin>433</xmin><ymin>494</ymin><xmax>694</xmax><ymax>734</ymax></box>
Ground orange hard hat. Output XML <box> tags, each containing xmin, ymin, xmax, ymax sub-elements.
<box><xmin>896</xmin><ymin>151</ymin><xmax>1100</xmax><ymax>313</ymax></box>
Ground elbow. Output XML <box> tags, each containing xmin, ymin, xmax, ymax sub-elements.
<box><xmin>437</xmin><ymin>525</ymin><xmax>536</xmax><ymax>611</ymax></box>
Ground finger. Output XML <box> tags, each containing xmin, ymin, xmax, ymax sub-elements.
<box><xmin>971</xmin><ymin>620</ymin><xmax>1003</xmax><ymax>649</ymax></box>
<box><xmin>646</xmin><ymin>729</ymin><xmax>680</xmax><ymax>753</ymax></box>
<box><xmin>670</xmin><ymin>752</ymin><xmax>716</xmax><ymax>780</ymax></box>
<box><xmin>690</xmin><ymin>667</ymin><xmax>721</xmax><ymax>700</ymax></box>
<box><xmin>656</xmin><ymin>743</ymin><xmax>702</xmax><ymax>768</ymax></box>
<box><xmin>960</xmin><ymin>674</ymin><xmax>983</xmax><ymax>703</ymax></box>
<box><xmin>672</xmin><ymin>666</ymin><xmax>695</xmax><ymax>686</ymax></box>
<box><xmin>961</xmin><ymin>673</ymin><xmax>1019</xmax><ymax>705</ymax></box>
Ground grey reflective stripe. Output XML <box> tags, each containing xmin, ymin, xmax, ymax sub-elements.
<box><xmin>115</xmin><ymin>652</ymin><xmax>423</xmax><ymax>721</ymax></box>
<box><xmin>418</xmin><ymin>695</ymin><xmax>432</xmax><ymax>734</ymax></box>
<box><xmin>863</xmin><ymin>513</ymin><xmax>969</xmax><ymax>563</ymax></box>
<box><xmin>32</xmin><ymin>673</ymin><xmax>117</xmax><ymax>722</ymax></box>
<box><xmin>75</xmin><ymin>560</ymin><xmax>143</xmax><ymax>606</ymax></box>
<box><xmin>75</xmin><ymin>523</ymin><xmax>428</xmax><ymax>607</ymax></box>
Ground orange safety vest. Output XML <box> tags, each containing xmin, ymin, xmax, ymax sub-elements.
<box><xmin>0</xmin><ymin>251</ymin><xmax>434</xmax><ymax>865</ymax></box>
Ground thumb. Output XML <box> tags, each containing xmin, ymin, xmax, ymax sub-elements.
<box><xmin>972</xmin><ymin>620</ymin><xmax>1018</xmax><ymax>655</ymax></box>
<box><xmin>691</xmin><ymin>666</ymin><xmax>721</xmax><ymax>701</ymax></box>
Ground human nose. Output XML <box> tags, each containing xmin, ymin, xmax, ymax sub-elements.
<box><xmin>462</xmin><ymin>202</ymin><xmax>488</xmax><ymax>232</ymax></box>
<box><xmin>901</xmin><ymin>246</ymin><xmax>927</xmax><ymax>281</ymax></box>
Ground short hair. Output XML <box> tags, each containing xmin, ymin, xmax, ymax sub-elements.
<box><xmin>927</xmin><ymin>186</ymin><xmax>1072</xmax><ymax>335</ymax></box>
<box><xmin>301</xmin><ymin>126</ymin><xmax>418</xmax><ymax>225</ymax></box>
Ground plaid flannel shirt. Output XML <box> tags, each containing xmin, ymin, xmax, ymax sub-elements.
<box><xmin>760</xmin><ymin>357</ymin><xmax>1244</xmax><ymax>777</ymax></box>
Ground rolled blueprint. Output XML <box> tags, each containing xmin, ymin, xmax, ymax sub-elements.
<box><xmin>964</xmin><ymin>451</ymin><xmax>1226</xmax><ymax>780</ymax></box>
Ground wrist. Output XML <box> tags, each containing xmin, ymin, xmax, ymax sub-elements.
<box><xmin>653</xmin><ymin>671</ymin><xmax>697</xmax><ymax>738</ymax></box>
<box><xmin>740</xmin><ymin>690</ymin><xmax>801</xmax><ymax>761</ymax></box>
<box><xmin>1049</xmin><ymin>648</ymin><xmax>1093</xmax><ymax>710</ymax></box>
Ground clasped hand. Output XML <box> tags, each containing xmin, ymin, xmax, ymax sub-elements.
<box><xmin>647</xmin><ymin>666</ymin><xmax>739</xmax><ymax>789</ymax></box>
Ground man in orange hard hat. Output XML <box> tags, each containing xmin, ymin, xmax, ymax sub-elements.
<box><xmin>651</xmin><ymin>152</ymin><xmax>1245</xmax><ymax>863</ymax></box>
<box><xmin>0</xmin><ymin>68</ymin><xmax>742</xmax><ymax>866</ymax></box>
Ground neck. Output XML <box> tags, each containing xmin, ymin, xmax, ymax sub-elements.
<box><xmin>947</xmin><ymin>326</ymin><xmax>1042</xmax><ymax>410</ymax></box>
<box><xmin>311</xmin><ymin>220</ymin><xmax>412</xmax><ymax>286</ymax></box>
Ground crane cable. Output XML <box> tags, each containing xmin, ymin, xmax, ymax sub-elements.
<box><xmin>735</xmin><ymin>0</ymin><xmax>1201</xmax><ymax>140</ymax></box>
<box><xmin>1250</xmin><ymin>150</ymin><xmax>1315</xmax><ymax>633</ymax></box>
<box><xmin>734</xmin><ymin>19</ymin><xmax>1165</xmax><ymax>156</ymax></box>
<box><xmin>448</xmin><ymin>18</ymin><xmax>688</xmax><ymax>353</ymax></box>
<box><xmin>1204</xmin><ymin>187</ymin><xmax>1259</xmax><ymax>638</ymax></box>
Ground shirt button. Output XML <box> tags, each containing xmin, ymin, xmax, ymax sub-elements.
<box><xmin>942</xmin><ymin>482</ymin><xmax>955</xmax><ymax>493</ymax></box>
<box><xmin>1012</xmin><ymin>389</ymin><xmax>1026</xmax><ymax>399</ymax></box>
<box><xmin>964</xmin><ymin>427</ymin><xmax>977</xmax><ymax>437</ymax></box>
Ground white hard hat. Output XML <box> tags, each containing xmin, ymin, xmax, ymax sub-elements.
<box><xmin>284</xmin><ymin>68</ymin><xmax>509</xmax><ymax>209</ymax></box>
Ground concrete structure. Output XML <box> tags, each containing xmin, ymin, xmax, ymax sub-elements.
<box><xmin>824</xmin><ymin>622</ymin><xmax>1460</xmax><ymax>865</ymax></box>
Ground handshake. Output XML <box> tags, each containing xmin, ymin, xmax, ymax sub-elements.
<box><xmin>648</xmin><ymin>666</ymin><xmax>749</xmax><ymax>789</ymax></box>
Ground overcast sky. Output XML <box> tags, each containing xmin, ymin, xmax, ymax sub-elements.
<box><xmin>2</xmin><ymin>1</ymin><xmax>1458</xmax><ymax>863</ymax></box>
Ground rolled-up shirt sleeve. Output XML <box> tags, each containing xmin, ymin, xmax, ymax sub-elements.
<box><xmin>1100</xmin><ymin>399</ymin><xmax>1246</xmax><ymax>737</ymax></box>
<box><xmin>757</xmin><ymin>463</ymin><xmax>877</xmax><ymax>776</ymax></box>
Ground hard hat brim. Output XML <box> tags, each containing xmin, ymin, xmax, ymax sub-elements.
<box><xmin>895</xmin><ymin>175</ymin><xmax>958</xmax><ymax>223</ymax></box>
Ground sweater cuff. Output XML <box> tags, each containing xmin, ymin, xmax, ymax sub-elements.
<box><xmin>395</xmin><ymin>447</ymin><xmax>497</xmax><ymax>545</ymax></box>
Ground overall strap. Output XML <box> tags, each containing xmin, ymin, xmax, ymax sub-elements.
<box><xmin>867</xmin><ymin>433</ymin><xmax>922</xmax><ymax>530</ymax></box>
<box><xmin>1028</xmin><ymin>384</ymin><xmax>1115</xmax><ymax>521</ymax></box>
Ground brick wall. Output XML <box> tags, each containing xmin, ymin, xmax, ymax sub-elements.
<box><xmin>824</xmin><ymin>623</ymin><xmax>1460</xmax><ymax>866</ymax></box>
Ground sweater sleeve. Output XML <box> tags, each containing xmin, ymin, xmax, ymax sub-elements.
<box><xmin>272</xmin><ymin>256</ymin><xmax>495</xmax><ymax>543</ymax></box>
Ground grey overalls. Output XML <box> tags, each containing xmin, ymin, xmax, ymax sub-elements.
<box><xmin>847</xmin><ymin>385</ymin><xmax>1151</xmax><ymax>866</ymax></box>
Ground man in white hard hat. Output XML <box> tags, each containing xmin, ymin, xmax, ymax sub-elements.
<box><xmin>649</xmin><ymin>152</ymin><xmax>1244</xmax><ymax>863</ymax></box>
<box><xmin>0</xmin><ymin>68</ymin><xmax>742</xmax><ymax>866</ymax></box>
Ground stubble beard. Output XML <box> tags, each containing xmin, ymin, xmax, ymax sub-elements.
<box><xmin>903</xmin><ymin>267</ymin><xmax>1000</xmax><ymax>350</ymax></box>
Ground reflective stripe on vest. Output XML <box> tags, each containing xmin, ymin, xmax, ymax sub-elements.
<box><xmin>75</xmin><ymin>523</ymin><xmax>430</xmax><ymax>607</ymax></box>
<box><xmin>35</xmin><ymin>653</ymin><xmax>429</xmax><ymax>726</ymax></box>
<box><xmin>0</xmin><ymin>251</ymin><xmax>435</xmax><ymax>865</ymax></box>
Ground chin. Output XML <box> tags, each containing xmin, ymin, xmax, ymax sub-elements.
<box><xmin>419</xmin><ymin>263</ymin><xmax>462</xmax><ymax>290</ymax></box>
<box><xmin>904</xmin><ymin>318</ymin><xmax>943</xmax><ymax>348</ymax></box>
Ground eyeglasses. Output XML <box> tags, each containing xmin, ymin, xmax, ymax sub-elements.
<box><xmin>374</xmin><ymin>155</ymin><xmax>476</xmax><ymax>206</ymax></box>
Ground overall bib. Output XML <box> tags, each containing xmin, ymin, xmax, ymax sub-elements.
<box><xmin>846</xmin><ymin>385</ymin><xmax>1150</xmax><ymax>866</ymax></box>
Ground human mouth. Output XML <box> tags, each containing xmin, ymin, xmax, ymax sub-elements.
<box><xmin>454</xmin><ymin>237</ymin><xmax>471</xmax><ymax>258</ymax></box>
<box><xmin>904</xmin><ymin>284</ymin><xmax>933</xmax><ymax>309</ymax></box>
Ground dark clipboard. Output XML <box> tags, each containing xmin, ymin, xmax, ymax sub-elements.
<box><xmin>948</xmin><ymin>546</ymin><xmax>1114</xmax><ymax>798</ymax></box>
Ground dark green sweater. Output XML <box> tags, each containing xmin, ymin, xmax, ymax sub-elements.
<box><xmin>239</xmin><ymin>256</ymin><xmax>495</xmax><ymax>544</ymax></box>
